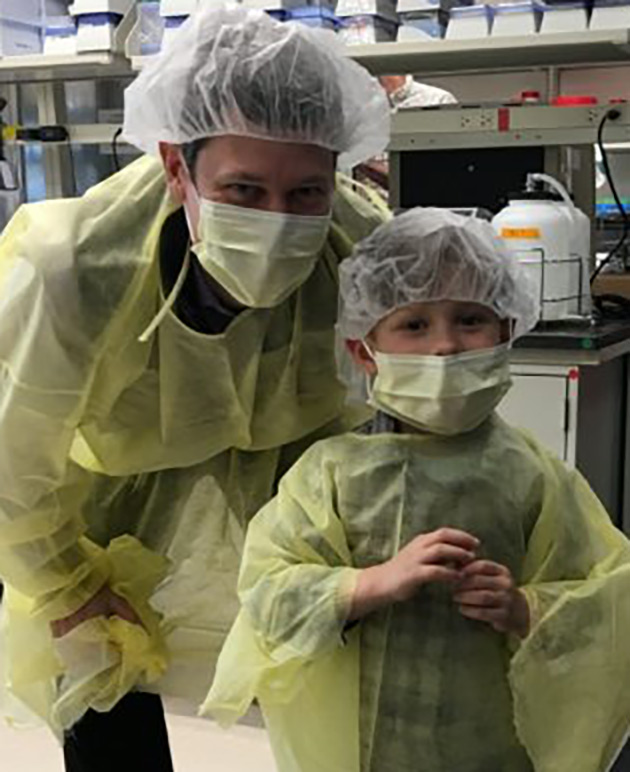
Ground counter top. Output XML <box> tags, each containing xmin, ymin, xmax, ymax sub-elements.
<box><xmin>513</xmin><ymin>318</ymin><xmax>630</xmax><ymax>365</ymax></box>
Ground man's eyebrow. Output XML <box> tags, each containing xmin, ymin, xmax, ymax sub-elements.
<box><xmin>294</xmin><ymin>175</ymin><xmax>331</xmax><ymax>186</ymax></box>
<box><xmin>213</xmin><ymin>171</ymin><xmax>266</xmax><ymax>184</ymax></box>
<box><xmin>212</xmin><ymin>172</ymin><xmax>331</xmax><ymax>186</ymax></box>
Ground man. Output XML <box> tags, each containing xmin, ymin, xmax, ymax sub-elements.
<box><xmin>379</xmin><ymin>75</ymin><xmax>457</xmax><ymax>110</ymax></box>
<box><xmin>354</xmin><ymin>75</ymin><xmax>456</xmax><ymax>196</ymax></box>
<box><xmin>0</xmin><ymin>6</ymin><xmax>390</xmax><ymax>770</ymax></box>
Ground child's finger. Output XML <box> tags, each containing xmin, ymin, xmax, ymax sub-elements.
<box><xmin>423</xmin><ymin>543</ymin><xmax>476</xmax><ymax>567</ymax></box>
<box><xmin>458</xmin><ymin>604</ymin><xmax>507</xmax><ymax>627</ymax></box>
<box><xmin>455</xmin><ymin>573</ymin><xmax>512</xmax><ymax>593</ymax></box>
<box><xmin>453</xmin><ymin>590</ymin><xmax>504</xmax><ymax>608</ymax></box>
<box><xmin>425</xmin><ymin>528</ymin><xmax>480</xmax><ymax>550</ymax></box>
<box><xmin>421</xmin><ymin>565</ymin><xmax>463</xmax><ymax>585</ymax></box>
<box><xmin>461</xmin><ymin>560</ymin><xmax>509</xmax><ymax>578</ymax></box>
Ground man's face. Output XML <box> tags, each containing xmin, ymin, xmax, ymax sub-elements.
<box><xmin>161</xmin><ymin>135</ymin><xmax>336</xmax><ymax>239</ymax></box>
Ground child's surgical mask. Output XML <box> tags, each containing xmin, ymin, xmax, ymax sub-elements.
<box><xmin>186</xmin><ymin>194</ymin><xmax>331</xmax><ymax>309</ymax></box>
<box><xmin>365</xmin><ymin>343</ymin><xmax>512</xmax><ymax>435</ymax></box>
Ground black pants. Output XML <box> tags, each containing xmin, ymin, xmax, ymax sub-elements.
<box><xmin>63</xmin><ymin>692</ymin><xmax>174</xmax><ymax>772</ymax></box>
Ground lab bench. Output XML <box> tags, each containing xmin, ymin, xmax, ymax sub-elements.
<box><xmin>499</xmin><ymin>319</ymin><xmax>630</xmax><ymax>533</ymax></box>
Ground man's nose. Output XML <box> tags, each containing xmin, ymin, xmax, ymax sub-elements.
<box><xmin>262</xmin><ymin>192</ymin><xmax>289</xmax><ymax>214</ymax></box>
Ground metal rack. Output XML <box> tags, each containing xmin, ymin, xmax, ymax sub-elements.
<box><xmin>349</xmin><ymin>28</ymin><xmax>630</xmax><ymax>76</ymax></box>
<box><xmin>0</xmin><ymin>28</ymin><xmax>628</xmax><ymax>83</ymax></box>
<box><xmin>2</xmin><ymin>26</ymin><xmax>630</xmax><ymax>200</ymax></box>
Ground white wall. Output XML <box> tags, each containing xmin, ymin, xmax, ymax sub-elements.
<box><xmin>413</xmin><ymin>63</ymin><xmax>630</xmax><ymax>104</ymax></box>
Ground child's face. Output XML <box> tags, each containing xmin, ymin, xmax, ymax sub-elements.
<box><xmin>349</xmin><ymin>300</ymin><xmax>508</xmax><ymax>376</ymax></box>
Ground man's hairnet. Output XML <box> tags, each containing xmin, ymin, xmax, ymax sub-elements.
<box><xmin>338</xmin><ymin>207</ymin><xmax>540</xmax><ymax>341</ymax></box>
<box><xmin>123</xmin><ymin>5</ymin><xmax>390</xmax><ymax>167</ymax></box>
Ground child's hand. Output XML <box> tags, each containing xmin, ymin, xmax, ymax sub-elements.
<box><xmin>453</xmin><ymin>560</ymin><xmax>530</xmax><ymax>638</ymax></box>
<box><xmin>348</xmin><ymin>528</ymin><xmax>479</xmax><ymax>621</ymax></box>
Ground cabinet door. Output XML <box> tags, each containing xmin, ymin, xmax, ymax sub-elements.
<box><xmin>498</xmin><ymin>374</ymin><xmax>570</xmax><ymax>461</ymax></box>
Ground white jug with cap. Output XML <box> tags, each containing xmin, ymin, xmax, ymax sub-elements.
<box><xmin>492</xmin><ymin>174</ymin><xmax>591</xmax><ymax>321</ymax></box>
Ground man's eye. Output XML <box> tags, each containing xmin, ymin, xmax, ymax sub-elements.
<box><xmin>295</xmin><ymin>186</ymin><xmax>326</xmax><ymax>199</ymax></box>
<box><xmin>228</xmin><ymin>184</ymin><xmax>257</xmax><ymax>197</ymax></box>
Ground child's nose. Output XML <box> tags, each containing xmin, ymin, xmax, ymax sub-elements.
<box><xmin>427</xmin><ymin>331</ymin><xmax>460</xmax><ymax>356</ymax></box>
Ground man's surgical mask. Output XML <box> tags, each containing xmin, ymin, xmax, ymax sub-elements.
<box><xmin>189</xmin><ymin>197</ymin><xmax>331</xmax><ymax>309</ymax></box>
<box><xmin>366</xmin><ymin>343</ymin><xmax>512</xmax><ymax>436</ymax></box>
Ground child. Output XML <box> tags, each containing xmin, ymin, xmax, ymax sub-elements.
<box><xmin>204</xmin><ymin>209</ymin><xmax>630</xmax><ymax>772</ymax></box>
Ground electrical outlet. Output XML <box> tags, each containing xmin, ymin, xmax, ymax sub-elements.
<box><xmin>479</xmin><ymin>111</ymin><xmax>495</xmax><ymax>129</ymax></box>
<box><xmin>460</xmin><ymin>110</ymin><xmax>495</xmax><ymax>131</ymax></box>
<box><xmin>587</xmin><ymin>108</ymin><xmax>602</xmax><ymax>124</ymax></box>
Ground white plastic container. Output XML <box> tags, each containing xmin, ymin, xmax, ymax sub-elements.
<box><xmin>491</xmin><ymin>1</ymin><xmax>544</xmax><ymax>35</ymax></box>
<box><xmin>70</xmin><ymin>0</ymin><xmax>134</xmax><ymax>15</ymax></box>
<box><xmin>43</xmin><ymin>15</ymin><xmax>77</xmax><ymax>55</ymax></box>
<box><xmin>338</xmin><ymin>13</ymin><xmax>398</xmax><ymax>42</ymax></box>
<box><xmin>1</xmin><ymin>0</ymin><xmax>43</xmax><ymax>25</ymax></box>
<box><xmin>137</xmin><ymin>1</ymin><xmax>163</xmax><ymax>55</ymax></box>
<box><xmin>0</xmin><ymin>0</ymin><xmax>43</xmax><ymax>56</ymax></box>
<box><xmin>494</xmin><ymin>198</ymin><xmax>570</xmax><ymax>321</ymax></box>
<box><xmin>159</xmin><ymin>0</ymin><xmax>197</xmax><ymax>16</ymax></box>
<box><xmin>75</xmin><ymin>12</ymin><xmax>121</xmax><ymax>51</ymax></box>
<box><xmin>289</xmin><ymin>6</ymin><xmax>341</xmax><ymax>28</ymax></box>
<box><xmin>0</xmin><ymin>19</ymin><xmax>42</xmax><ymax>56</ymax></box>
<box><xmin>446</xmin><ymin>5</ymin><xmax>493</xmax><ymax>38</ymax></box>
<box><xmin>539</xmin><ymin>1</ymin><xmax>588</xmax><ymax>32</ymax></box>
<box><xmin>336</xmin><ymin>0</ymin><xmax>397</xmax><ymax>19</ymax></box>
<box><xmin>239</xmin><ymin>0</ymin><xmax>299</xmax><ymax>10</ymax></box>
<box><xmin>590</xmin><ymin>0</ymin><xmax>630</xmax><ymax>29</ymax></box>
<box><xmin>531</xmin><ymin>173</ymin><xmax>592</xmax><ymax>317</ymax></box>
<box><xmin>493</xmin><ymin>175</ymin><xmax>590</xmax><ymax>321</ymax></box>
<box><xmin>398</xmin><ymin>0</ymin><xmax>463</xmax><ymax>9</ymax></box>
<box><xmin>398</xmin><ymin>9</ymin><xmax>447</xmax><ymax>38</ymax></box>
<box><xmin>161</xmin><ymin>13</ymin><xmax>186</xmax><ymax>47</ymax></box>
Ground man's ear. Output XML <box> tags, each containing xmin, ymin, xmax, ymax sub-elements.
<box><xmin>159</xmin><ymin>142</ymin><xmax>189</xmax><ymax>206</ymax></box>
<box><xmin>346</xmin><ymin>339</ymin><xmax>377</xmax><ymax>375</ymax></box>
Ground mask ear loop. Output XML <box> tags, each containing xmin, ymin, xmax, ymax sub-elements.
<box><xmin>361</xmin><ymin>340</ymin><xmax>378</xmax><ymax>399</ymax></box>
<box><xmin>138</xmin><ymin>169</ymin><xmax>199</xmax><ymax>344</ymax></box>
<box><xmin>506</xmin><ymin>318</ymin><xmax>516</xmax><ymax>349</ymax></box>
<box><xmin>138</xmin><ymin>246</ymin><xmax>191</xmax><ymax>343</ymax></box>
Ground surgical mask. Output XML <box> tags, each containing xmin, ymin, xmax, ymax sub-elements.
<box><xmin>366</xmin><ymin>343</ymin><xmax>512</xmax><ymax>435</ymax></box>
<box><xmin>189</xmin><ymin>197</ymin><xmax>331</xmax><ymax>309</ymax></box>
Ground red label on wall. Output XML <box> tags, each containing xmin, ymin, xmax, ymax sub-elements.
<box><xmin>498</xmin><ymin>108</ymin><xmax>510</xmax><ymax>132</ymax></box>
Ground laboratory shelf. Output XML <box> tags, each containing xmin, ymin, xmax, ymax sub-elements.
<box><xmin>130</xmin><ymin>55</ymin><xmax>158</xmax><ymax>71</ymax></box>
<box><xmin>347</xmin><ymin>28</ymin><xmax>630</xmax><ymax>75</ymax></box>
<box><xmin>0</xmin><ymin>53</ymin><xmax>132</xmax><ymax>84</ymax></box>
<box><xmin>1</xmin><ymin>28</ymin><xmax>630</xmax><ymax>83</ymax></box>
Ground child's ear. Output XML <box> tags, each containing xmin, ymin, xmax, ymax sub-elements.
<box><xmin>346</xmin><ymin>339</ymin><xmax>378</xmax><ymax>375</ymax></box>
<box><xmin>499</xmin><ymin>319</ymin><xmax>513</xmax><ymax>343</ymax></box>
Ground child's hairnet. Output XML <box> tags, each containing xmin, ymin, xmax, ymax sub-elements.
<box><xmin>336</xmin><ymin>207</ymin><xmax>539</xmax><ymax>401</ymax></box>
<box><xmin>338</xmin><ymin>207</ymin><xmax>539</xmax><ymax>341</ymax></box>
<box><xmin>123</xmin><ymin>5</ymin><xmax>390</xmax><ymax>167</ymax></box>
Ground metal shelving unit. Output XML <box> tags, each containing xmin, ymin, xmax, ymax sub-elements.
<box><xmin>348</xmin><ymin>28</ymin><xmax>630</xmax><ymax>75</ymax></box>
<box><xmin>0</xmin><ymin>28</ymin><xmax>629</xmax><ymax>81</ymax></box>
<box><xmin>0</xmin><ymin>53</ymin><xmax>132</xmax><ymax>84</ymax></box>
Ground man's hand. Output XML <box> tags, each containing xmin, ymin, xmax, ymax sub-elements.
<box><xmin>453</xmin><ymin>560</ymin><xmax>530</xmax><ymax>638</ymax></box>
<box><xmin>50</xmin><ymin>584</ymin><xmax>141</xmax><ymax>639</ymax></box>
<box><xmin>348</xmin><ymin>528</ymin><xmax>479</xmax><ymax>621</ymax></box>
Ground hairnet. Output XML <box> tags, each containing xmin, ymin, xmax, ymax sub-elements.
<box><xmin>336</xmin><ymin>207</ymin><xmax>539</xmax><ymax>400</ymax></box>
<box><xmin>338</xmin><ymin>207</ymin><xmax>539</xmax><ymax>340</ymax></box>
<box><xmin>123</xmin><ymin>5</ymin><xmax>390</xmax><ymax>167</ymax></box>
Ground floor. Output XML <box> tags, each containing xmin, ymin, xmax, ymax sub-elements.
<box><xmin>1</xmin><ymin>702</ymin><xmax>278</xmax><ymax>772</ymax></box>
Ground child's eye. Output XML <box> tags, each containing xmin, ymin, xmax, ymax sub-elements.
<box><xmin>458</xmin><ymin>315</ymin><xmax>487</xmax><ymax>328</ymax></box>
<box><xmin>404</xmin><ymin>318</ymin><xmax>428</xmax><ymax>332</ymax></box>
